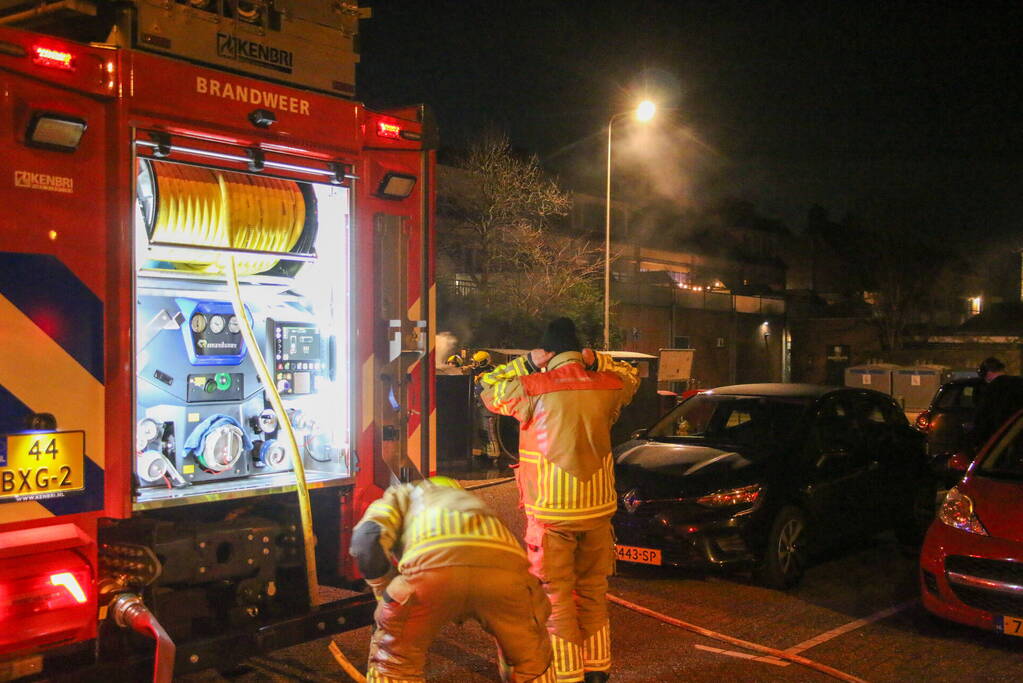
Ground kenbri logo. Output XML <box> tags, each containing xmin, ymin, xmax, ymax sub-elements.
<box><xmin>217</xmin><ymin>32</ymin><xmax>293</xmax><ymax>74</ymax></box>
<box><xmin>14</xmin><ymin>170</ymin><xmax>74</xmax><ymax>194</ymax></box>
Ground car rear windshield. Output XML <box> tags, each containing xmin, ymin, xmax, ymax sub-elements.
<box><xmin>977</xmin><ymin>418</ymin><xmax>1023</xmax><ymax>480</ymax></box>
<box><xmin>647</xmin><ymin>394</ymin><xmax>808</xmax><ymax>446</ymax></box>
<box><xmin>934</xmin><ymin>383</ymin><xmax>981</xmax><ymax>409</ymax></box>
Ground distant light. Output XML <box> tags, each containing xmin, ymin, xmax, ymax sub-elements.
<box><xmin>48</xmin><ymin>230</ymin><xmax>58</xmax><ymax>241</ymax></box>
<box><xmin>33</xmin><ymin>45</ymin><xmax>74</xmax><ymax>70</ymax></box>
<box><xmin>635</xmin><ymin>100</ymin><xmax>656</xmax><ymax>122</ymax></box>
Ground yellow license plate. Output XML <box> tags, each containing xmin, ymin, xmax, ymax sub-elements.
<box><xmin>0</xmin><ymin>431</ymin><xmax>85</xmax><ymax>500</ymax></box>
<box><xmin>615</xmin><ymin>544</ymin><xmax>662</xmax><ymax>565</ymax></box>
<box><xmin>998</xmin><ymin>615</ymin><xmax>1023</xmax><ymax>637</ymax></box>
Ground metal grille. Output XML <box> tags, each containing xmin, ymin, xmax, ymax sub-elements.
<box><xmin>949</xmin><ymin>584</ymin><xmax>1023</xmax><ymax>615</ymax></box>
<box><xmin>946</xmin><ymin>556</ymin><xmax>1023</xmax><ymax>584</ymax></box>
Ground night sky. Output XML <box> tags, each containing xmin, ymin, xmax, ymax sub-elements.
<box><xmin>359</xmin><ymin>1</ymin><xmax>1022</xmax><ymax>238</ymax></box>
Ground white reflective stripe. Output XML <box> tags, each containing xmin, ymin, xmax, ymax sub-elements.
<box><xmin>0</xmin><ymin>294</ymin><xmax>105</xmax><ymax>467</ymax></box>
<box><xmin>583</xmin><ymin>622</ymin><xmax>612</xmax><ymax>670</ymax></box>
<box><xmin>550</xmin><ymin>633</ymin><xmax>584</xmax><ymax>682</ymax></box>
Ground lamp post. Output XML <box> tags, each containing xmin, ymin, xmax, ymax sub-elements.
<box><xmin>604</xmin><ymin>100</ymin><xmax>656</xmax><ymax>349</ymax></box>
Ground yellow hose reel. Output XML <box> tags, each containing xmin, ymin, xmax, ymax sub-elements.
<box><xmin>142</xmin><ymin>160</ymin><xmax>306</xmax><ymax>275</ymax></box>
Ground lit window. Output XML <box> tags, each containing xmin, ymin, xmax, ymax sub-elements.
<box><xmin>969</xmin><ymin>296</ymin><xmax>982</xmax><ymax>316</ymax></box>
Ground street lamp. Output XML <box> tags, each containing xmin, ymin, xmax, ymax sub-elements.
<box><xmin>604</xmin><ymin>99</ymin><xmax>656</xmax><ymax>349</ymax></box>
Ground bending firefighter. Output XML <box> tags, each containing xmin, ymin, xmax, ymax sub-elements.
<box><xmin>480</xmin><ymin>318</ymin><xmax>639</xmax><ymax>683</ymax></box>
<box><xmin>350</xmin><ymin>477</ymin><xmax>556</xmax><ymax>683</ymax></box>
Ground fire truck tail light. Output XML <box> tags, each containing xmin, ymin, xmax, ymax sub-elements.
<box><xmin>376</xmin><ymin>172</ymin><xmax>417</xmax><ymax>200</ymax></box>
<box><xmin>376</xmin><ymin>121</ymin><xmax>401</xmax><ymax>139</ymax></box>
<box><xmin>32</xmin><ymin>45</ymin><xmax>74</xmax><ymax>70</ymax></box>
<box><xmin>49</xmin><ymin>572</ymin><xmax>87</xmax><ymax>604</ymax></box>
<box><xmin>26</xmin><ymin>112</ymin><xmax>87</xmax><ymax>152</ymax></box>
<box><xmin>0</xmin><ymin>549</ymin><xmax>93</xmax><ymax>654</ymax></box>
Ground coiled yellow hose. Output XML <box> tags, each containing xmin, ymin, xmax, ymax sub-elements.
<box><xmin>147</xmin><ymin>162</ymin><xmax>305</xmax><ymax>275</ymax></box>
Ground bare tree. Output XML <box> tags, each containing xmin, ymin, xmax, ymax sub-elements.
<box><xmin>437</xmin><ymin>132</ymin><xmax>607</xmax><ymax>347</ymax></box>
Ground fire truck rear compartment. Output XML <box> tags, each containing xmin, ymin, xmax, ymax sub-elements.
<box><xmin>133</xmin><ymin>156</ymin><xmax>353</xmax><ymax>507</ymax></box>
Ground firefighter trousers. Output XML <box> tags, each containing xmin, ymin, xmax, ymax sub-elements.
<box><xmin>366</xmin><ymin>564</ymin><xmax>556</xmax><ymax>683</ymax></box>
<box><xmin>525</xmin><ymin>518</ymin><xmax>614</xmax><ymax>683</ymax></box>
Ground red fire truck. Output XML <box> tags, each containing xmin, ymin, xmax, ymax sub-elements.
<box><xmin>0</xmin><ymin>1</ymin><xmax>435</xmax><ymax>679</ymax></box>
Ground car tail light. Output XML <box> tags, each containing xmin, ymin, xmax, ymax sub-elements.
<box><xmin>0</xmin><ymin>550</ymin><xmax>94</xmax><ymax>655</ymax></box>
<box><xmin>696</xmin><ymin>484</ymin><xmax>762</xmax><ymax>508</ymax></box>
<box><xmin>915</xmin><ymin>410</ymin><xmax>932</xmax><ymax>432</ymax></box>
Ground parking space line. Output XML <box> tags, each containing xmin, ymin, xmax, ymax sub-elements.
<box><xmin>698</xmin><ymin>600</ymin><xmax>917</xmax><ymax>668</ymax></box>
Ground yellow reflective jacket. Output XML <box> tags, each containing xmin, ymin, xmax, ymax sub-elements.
<box><xmin>480</xmin><ymin>351</ymin><xmax>639</xmax><ymax>528</ymax></box>
<box><xmin>354</xmin><ymin>482</ymin><xmax>526</xmax><ymax>575</ymax></box>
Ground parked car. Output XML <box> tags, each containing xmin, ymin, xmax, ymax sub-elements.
<box><xmin>915</xmin><ymin>376</ymin><xmax>984</xmax><ymax>486</ymax></box>
<box><xmin>612</xmin><ymin>384</ymin><xmax>934</xmax><ymax>588</ymax></box>
<box><xmin>920</xmin><ymin>409</ymin><xmax>1023</xmax><ymax>635</ymax></box>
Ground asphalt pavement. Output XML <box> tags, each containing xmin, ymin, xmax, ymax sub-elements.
<box><xmin>184</xmin><ymin>477</ymin><xmax>1021</xmax><ymax>682</ymax></box>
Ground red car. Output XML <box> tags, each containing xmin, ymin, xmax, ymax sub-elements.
<box><xmin>920</xmin><ymin>413</ymin><xmax>1023</xmax><ymax>636</ymax></box>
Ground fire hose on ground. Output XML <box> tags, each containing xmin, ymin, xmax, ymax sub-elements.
<box><xmin>607</xmin><ymin>593</ymin><xmax>867</xmax><ymax>683</ymax></box>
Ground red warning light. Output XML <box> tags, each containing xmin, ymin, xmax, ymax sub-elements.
<box><xmin>376</xmin><ymin>121</ymin><xmax>401</xmax><ymax>139</ymax></box>
<box><xmin>32</xmin><ymin>45</ymin><xmax>75</xmax><ymax>71</ymax></box>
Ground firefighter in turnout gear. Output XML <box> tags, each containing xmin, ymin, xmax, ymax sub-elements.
<box><xmin>479</xmin><ymin>318</ymin><xmax>639</xmax><ymax>683</ymax></box>
<box><xmin>350</xmin><ymin>477</ymin><xmax>556</xmax><ymax>683</ymax></box>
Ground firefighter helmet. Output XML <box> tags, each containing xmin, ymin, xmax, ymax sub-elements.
<box><xmin>471</xmin><ymin>350</ymin><xmax>491</xmax><ymax>365</ymax></box>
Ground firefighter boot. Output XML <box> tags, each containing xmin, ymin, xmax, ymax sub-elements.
<box><xmin>583</xmin><ymin>673</ymin><xmax>609</xmax><ymax>683</ymax></box>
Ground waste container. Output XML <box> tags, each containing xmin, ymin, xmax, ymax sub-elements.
<box><xmin>844</xmin><ymin>363</ymin><xmax>900</xmax><ymax>395</ymax></box>
<box><xmin>893</xmin><ymin>365</ymin><xmax>949</xmax><ymax>412</ymax></box>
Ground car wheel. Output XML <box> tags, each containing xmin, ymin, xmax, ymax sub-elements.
<box><xmin>895</xmin><ymin>477</ymin><xmax>938</xmax><ymax>547</ymax></box>
<box><xmin>757</xmin><ymin>505</ymin><xmax>809</xmax><ymax>589</ymax></box>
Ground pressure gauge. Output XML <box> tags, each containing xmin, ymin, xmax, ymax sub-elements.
<box><xmin>209</xmin><ymin>315</ymin><xmax>225</xmax><ymax>334</ymax></box>
<box><xmin>196</xmin><ymin>423</ymin><xmax>244</xmax><ymax>473</ymax></box>
<box><xmin>228</xmin><ymin>315</ymin><xmax>241</xmax><ymax>334</ymax></box>
<box><xmin>190</xmin><ymin>314</ymin><xmax>207</xmax><ymax>334</ymax></box>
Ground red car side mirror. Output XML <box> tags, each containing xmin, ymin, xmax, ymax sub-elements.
<box><xmin>947</xmin><ymin>452</ymin><xmax>973</xmax><ymax>472</ymax></box>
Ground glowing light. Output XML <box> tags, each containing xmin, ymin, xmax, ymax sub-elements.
<box><xmin>33</xmin><ymin>45</ymin><xmax>74</xmax><ymax>70</ymax></box>
<box><xmin>969</xmin><ymin>296</ymin><xmax>982</xmax><ymax>316</ymax></box>
<box><xmin>635</xmin><ymin>100</ymin><xmax>656</xmax><ymax>122</ymax></box>
<box><xmin>376</xmin><ymin>121</ymin><xmax>401</xmax><ymax>139</ymax></box>
<box><xmin>49</xmin><ymin>572</ymin><xmax>87</xmax><ymax>604</ymax></box>
<box><xmin>48</xmin><ymin>230</ymin><xmax>58</xmax><ymax>240</ymax></box>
